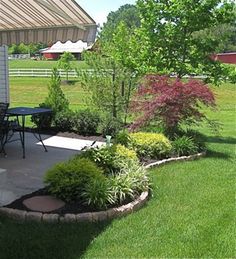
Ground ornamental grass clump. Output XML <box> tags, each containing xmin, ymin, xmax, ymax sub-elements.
<box><xmin>129</xmin><ymin>132</ymin><xmax>172</xmax><ymax>159</ymax></box>
<box><xmin>108</xmin><ymin>164</ymin><xmax>150</xmax><ymax>204</ymax></box>
<box><xmin>171</xmin><ymin>136</ymin><xmax>198</xmax><ymax>157</ymax></box>
<box><xmin>82</xmin><ymin>178</ymin><xmax>115</xmax><ymax>210</ymax></box>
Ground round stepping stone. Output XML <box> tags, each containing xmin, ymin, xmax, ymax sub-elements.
<box><xmin>23</xmin><ymin>195</ymin><xmax>65</xmax><ymax>212</ymax></box>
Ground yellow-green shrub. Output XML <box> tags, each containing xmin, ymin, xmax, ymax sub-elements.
<box><xmin>129</xmin><ymin>132</ymin><xmax>172</xmax><ymax>158</ymax></box>
<box><xmin>113</xmin><ymin>144</ymin><xmax>139</xmax><ymax>170</ymax></box>
<box><xmin>115</xmin><ymin>144</ymin><xmax>138</xmax><ymax>162</ymax></box>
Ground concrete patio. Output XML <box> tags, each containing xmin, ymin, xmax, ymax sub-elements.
<box><xmin>0</xmin><ymin>133</ymin><xmax>78</xmax><ymax>207</ymax></box>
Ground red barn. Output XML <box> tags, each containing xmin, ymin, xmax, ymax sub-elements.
<box><xmin>212</xmin><ymin>52</ymin><xmax>236</xmax><ymax>64</ymax></box>
<box><xmin>41</xmin><ymin>40</ymin><xmax>92</xmax><ymax>60</ymax></box>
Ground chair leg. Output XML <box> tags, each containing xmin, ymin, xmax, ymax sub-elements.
<box><xmin>0</xmin><ymin>137</ymin><xmax>7</xmax><ymax>157</ymax></box>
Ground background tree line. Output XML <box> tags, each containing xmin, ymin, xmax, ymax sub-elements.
<box><xmin>8</xmin><ymin>42</ymin><xmax>47</xmax><ymax>56</ymax></box>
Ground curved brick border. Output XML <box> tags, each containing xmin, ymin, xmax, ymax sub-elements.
<box><xmin>0</xmin><ymin>152</ymin><xmax>205</xmax><ymax>223</ymax></box>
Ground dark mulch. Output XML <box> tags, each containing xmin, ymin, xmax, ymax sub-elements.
<box><xmin>4</xmin><ymin>188</ymin><xmax>135</xmax><ymax>215</ymax></box>
<box><xmin>56</xmin><ymin>132</ymin><xmax>106</xmax><ymax>142</ymax></box>
<box><xmin>27</xmin><ymin>127</ymin><xmax>106</xmax><ymax>142</ymax></box>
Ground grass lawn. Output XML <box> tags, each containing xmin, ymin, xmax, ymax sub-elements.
<box><xmin>9</xmin><ymin>77</ymin><xmax>89</xmax><ymax>110</ymax></box>
<box><xmin>8</xmin><ymin>59</ymin><xmax>89</xmax><ymax>69</ymax></box>
<box><xmin>0</xmin><ymin>82</ymin><xmax>235</xmax><ymax>258</ymax></box>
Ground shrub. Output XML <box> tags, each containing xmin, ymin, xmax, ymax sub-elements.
<box><xmin>44</xmin><ymin>158</ymin><xmax>105</xmax><ymax>202</ymax></box>
<box><xmin>82</xmin><ymin>178</ymin><xmax>115</xmax><ymax>210</ymax></box>
<box><xmin>32</xmin><ymin>68</ymin><xmax>69</xmax><ymax>129</ymax></box>
<box><xmin>129</xmin><ymin>132</ymin><xmax>172</xmax><ymax>158</ymax></box>
<box><xmin>87</xmin><ymin>146</ymin><xmax>115</xmax><ymax>173</ymax></box>
<box><xmin>54</xmin><ymin>110</ymin><xmax>75</xmax><ymax>132</ymax></box>
<box><xmin>101</xmin><ymin>117</ymin><xmax>123</xmax><ymax>137</ymax></box>
<box><xmin>130</xmin><ymin>75</ymin><xmax>216</xmax><ymax>135</ymax></box>
<box><xmin>74</xmin><ymin>109</ymin><xmax>100</xmax><ymax>136</ymax></box>
<box><xmin>31</xmin><ymin>103</ymin><xmax>53</xmax><ymax>129</ymax></box>
<box><xmin>114</xmin><ymin>144</ymin><xmax>139</xmax><ymax>169</ymax></box>
<box><xmin>79</xmin><ymin>144</ymin><xmax>139</xmax><ymax>174</ymax></box>
<box><xmin>45</xmin><ymin>68</ymin><xmax>69</xmax><ymax>116</ymax></box>
<box><xmin>113</xmin><ymin>131</ymin><xmax>131</xmax><ymax>147</ymax></box>
<box><xmin>172</xmin><ymin>136</ymin><xmax>198</xmax><ymax>156</ymax></box>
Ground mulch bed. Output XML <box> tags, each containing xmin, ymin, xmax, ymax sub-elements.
<box><xmin>4</xmin><ymin>188</ymin><xmax>135</xmax><ymax>215</ymax></box>
<box><xmin>27</xmin><ymin>127</ymin><xmax>106</xmax><ymax>142</ymax></box>
<box><xmin>5</xmin><ymin>129</ymin><xmax>162</xmax><ymax>214</ymax></box>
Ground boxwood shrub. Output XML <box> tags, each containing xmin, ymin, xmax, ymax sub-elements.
<box><xmin>44</xmin><ymin>158</ymin><xmax>105</xmax><ymax>202</ymax></box>
<box><xmin>129</xmin><ymin>132</ymin><xmax>172</xmax><ymax>159</ymax></box>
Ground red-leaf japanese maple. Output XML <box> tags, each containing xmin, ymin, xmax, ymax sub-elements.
<box><xmin>130</xmin><ymin>75</ymin><xmax>216</xmax><ymax>134</ymax></box>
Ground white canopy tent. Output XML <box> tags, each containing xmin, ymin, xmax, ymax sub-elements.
<box><xmin>41</xmin><ymin>40</ymin><xmax>92</xmax><ymax>54</ymax></box>
<box><xmin>0</xmin><ymin>0</ymin><xmax>97</xmax><ymax>103</ymax></box>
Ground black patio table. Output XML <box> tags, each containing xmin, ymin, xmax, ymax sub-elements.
<box><xmin>6</xmin><ymin>107</ymin><xmax>52</xmax><ymax>158</ymax></box>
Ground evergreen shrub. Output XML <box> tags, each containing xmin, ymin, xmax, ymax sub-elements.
<box><xmin>129</xmin><ymin>132</ymin><xmax>172</xmax><ymax>158</ymax></box>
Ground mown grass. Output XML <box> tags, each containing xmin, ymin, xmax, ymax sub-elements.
<box><xmin>9</xmin><ymin>59</ymin><xmax>89</xmax><ymax>69</ymax></box>
<box><xmin>0</xmin><ymin>82</ymin><xmax>235</xmax><ymax>258</ymax></box>
<box><xmin>9</xmin><ymin>77</ymin><xmax>89</xmax><ymax>110</ymax></box>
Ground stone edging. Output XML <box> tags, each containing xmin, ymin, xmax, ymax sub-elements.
<box><xmin>0</xmin><ymin>191</ymin><xmax>149</xmax><ymax>223</ymax></box>
<box><xmin>0</xmin><ymin>151</ymin><xmax>205</xmax><ymax>223</ymax></box>
<box><xmin>145</xmin><ymin>152</ymin><xmax>206</xmax><ymax>169</ymax></box>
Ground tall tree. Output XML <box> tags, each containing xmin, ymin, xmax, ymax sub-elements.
<box><xmin>133</xmin><ymin>0</ymin><xmax>236</xmax><ymax>84</ymax></box>
<box><xmin>79</xmin><ymin>51</ymin><xmax>136</xmax><ymax>121</ymax></box>
<box><xmin>80</xmin><ymin>4</ymin><xmax>141</xmax><ymax>120</ymax></box>
<box><xmin>99</xmin><ymin>4</ymin><xmax>140</xmax><ymax>43</ymax></box>
<box><xmin>195</xmin><ymin>23</ymin><xmax>236</xmax><ymax>53</ymax></box>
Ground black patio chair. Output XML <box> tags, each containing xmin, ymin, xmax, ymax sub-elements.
<box><xmin>0</xmin><ymin>102</ymin><xmax>9</xmax><ymax>156</ymax></box>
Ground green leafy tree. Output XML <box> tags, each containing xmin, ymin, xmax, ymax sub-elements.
<box><xmin>17</xmin><ymin>43</ymin><xmax>29</xmax><ymax>54</ymax></box>
<box><xmin>99</xmin><ymin>4</ymin><xmax>140</xmax><ymax>42</ymax></box>
<box><xmin>8</xmin><ymin>44</ymin><xmax>19</xmax><ymax>54</ymax></box>
<box><xmin>195</xmin><ymin>23</ymin><xmax>236</xmax><ymax>53</ymax></box>
<box><xmin>79</xmin><ymin>8</ymin><xmax>140</xmax><ymax>121</ymax></box>
<box><xmin>8</xmin><ymin>43</ymin><xmax>47</xmax><ymax>55</ymax></box>
<box><xmin>78</xmin><ymin>51</ymin><xmax>136</xmax><ymax>121</ymax></box>
<box><xmin>57</xmin><ymin>52</ymin><xmax>75</xmax><ymax>81</ymax></box>
<box><xmin>133</xmin><ymin>0</ymin><xmax>236</xmax><ymax>84</ymax></box>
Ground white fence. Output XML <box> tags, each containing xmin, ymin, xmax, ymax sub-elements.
<box><xmin>9</xmin><ymin>68</ymin><xmax>78</xmax><ymax>77</ymax></box>
<box><xmin>9</xmin><ymin>68</ymin><xmax>113</xmax><ymax>78</ymax></box>
<box><xmin>8</xmin><ymin>54</ymin><xmax>31</xmax><ymax>60</ymax></box>
<box><xmin>9</xmin><ymin>68</ymin><xmax>207</xmax><ymax>79</ymax></box>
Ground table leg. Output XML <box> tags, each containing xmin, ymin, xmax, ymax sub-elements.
<box><xmin>17</xmin><ymin>115</ymin><xmax>25</xmax><ymax>159</ymax></box>
<box><xmin>22</xmin><ymin>116</ymin><xmax>26</xmax><ymax>158</ymax></box>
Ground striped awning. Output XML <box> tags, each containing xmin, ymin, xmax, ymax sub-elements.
<box><xmin>0</xmin><ymin>0</ymin><xmax>97</xmax><ymax>45</ymax></box>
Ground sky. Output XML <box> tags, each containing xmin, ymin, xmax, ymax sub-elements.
<box><xmin>77</xmin><ymin>0</ymin><xmax>137</xmax><ymax>27</ymax></box>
